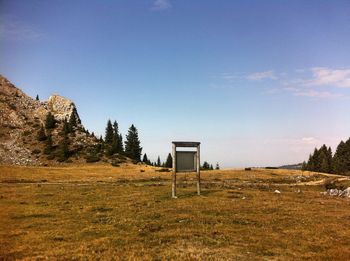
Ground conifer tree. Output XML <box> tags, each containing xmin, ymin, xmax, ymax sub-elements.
<box><xmin>124</xmin><ymin>124</ymin><xmax>142</xmax><ymax>162</ymax></box>
<box><xmin>210</xmin><ymin>164</ymin><xmax>214</xmax><ymax>170</ymax></box>
<box><xmin>333</xmin><ymin>140</ymin><xmax>348</xmax><ymax>174</ymax></box>
<box><xmin>165</xmin><ymin>153</ymin><xmax>173</xmax><ymax>168</ymax></box>
<box><xmin>45</xmin><ymin>112</ymin><xmax>56</xmax><ymax>129</ymax></box>
<box><xmin>118</xmin><ymin>134</ymin><xmax>124</xmax><ymax>153</ymax></box>
<box><xmin>58</xmin><ymin>133</ymin><xmax>70</xmax><ymax>161</ymax></box>
<box><xmin>111</xmin><ymin>121</ymin><xmax>120</xmax><ymax>154</ymax></box>
<box><xmin>36</xmin><ymin>94</ymin><xmax>39</xmax><ymax>101</ymax></box>
<box><xmin>142</xmin><ymin>153</ymin><xmax>149</xmax><ymax>164</ymax></box>
<box><xmin>157</xmin><ymin>156</ymin><xmax>161</xmax><ymax>167</ymax></box>
<box><xmin>202</xmin><ymin>161</ymin><xmax>210</xmax><ymax>170</ymax></box>
<box><xmin>68</xmin><ymin>113</ymin><xmax>78</xmax><ymax>132</ymax></box>
<box><xmin>37</xmin><ymin>125</ymin><xmax>47</xmax><ymax>141</ymax></box>
<box><xmin>105</xmin><ymin>120</ymin><xmax>114</xmax><ymax>145</ymax></box>
<box><xmin>215</xmin><ymin>162</ymin><xmax>220</xmax><ymax>170</ymax></box>
<box><xmin>44</xmin><ymin>135</ymin><xmax>53</xmax><ymax>155</ymax></box>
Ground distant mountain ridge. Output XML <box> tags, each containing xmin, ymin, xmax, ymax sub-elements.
<box><xmin>0</xmin><ymin>75</ymin><xmax>96</xmax><ymax>165</ymax></box>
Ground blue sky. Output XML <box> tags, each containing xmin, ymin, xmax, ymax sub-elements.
<box><xmin>1</xmin><ymin>0</ymin><xmax>350</xmax><ymax>167</ymax></box>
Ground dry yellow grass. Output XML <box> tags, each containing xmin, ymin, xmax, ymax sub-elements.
<box><xmin>1</xmin><ymin>164</ymin><xmax>350</xmax><ymax>260</ymax></box>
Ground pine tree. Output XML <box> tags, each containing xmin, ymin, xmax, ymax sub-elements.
<box><xmin>215</xmin><ymin>162</ymin><xmax>220</xmax><ymax>170</ymax></box>
<box><xmin>58</xmin><ymin>133</ymin><xmax>70</xmax><ymax>161</ymax></box>
<box><xmin>124</xmin><ymin>124</ymin><xmax>142</xmax><ymax>162</ymax></box>
<box><xmin>37</xmin><ymin>125</ymin><xmax>47</xmax><ymax>141</ymax></box>
<box><xmin>62</xmin><ymin>118</ymin><xmax>69</xmax><ymax>135</ymax></box>
<box><xmin>118</xmin><ymin>134</ymin><xmax>124</xmax><ymax>153</ymax></box>
<box><xmin>44</xmin><ymin>135</ymin><xmax>53</xmax><ymax>155</ymax></box>
<box><xmin>111</xmin><ymin>121</ymin><xmax>120</xmax><ymax>154</ymax></box>
<box><xmin>68</xmin><ymin>112</ymin><xmax>78</xmax><ymax>132</ymax></box>
<box><xmin>45</xmin><ymin>112</ymin><xmax>56</xmax><ymax>129</ymax></box>
<box><xmin>157</xmin><ymin>156</ymin><xmax>161</xmax><ymax>167</ymax></box>
<box><xmin>333</xmin><ymin>139</ymin><xmax>350</xmax><ymax>175</ymax></box>
<box><xmin>105</xmin><ymin>120</ymin><xmax>114</xmax><ymax>145</ymax></box>
<box><xmin>36</xmin><ymin>94</ymin><xmax>39</xmax><ymax>101</ymax></box>
<box><xmin>202</xmin><ymin>161</ymin><xmax>210</xmax><ymax>170</ymax></box>
<box><xmin>210</xmin><ymin>164</ymin><xmax>214</xmax><ymax>170</ymax></box>
<box><xmin>165</xmin><ymin>153</ymin><xmax>173</xmax><ymax>168</ymax></box>
<box><xmin>142</xmin><ymin>153</ymin><xmax>149</xmax><ymax>164</ymax></box>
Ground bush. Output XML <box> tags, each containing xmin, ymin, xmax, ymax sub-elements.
<box><xmin>46</xmin><ymin>155</ymin><xmax>55</xmax><ymax>160</ymax></box>
<box><xmin>111</xmin><ymin>160</ymin><xmax>120</xmax><ymax>167</ymax></box>
<box><xmin>32</xmin><ymin>149</ymin><xmax>41</xmax><ymax>155</ymax></box>
<box><xmin>245</xmin><ymin>168</ymin><xmax>252</xmax><ymax>171</ymax></box>
<box><xmin>85</xmin><ymin>155</ymin><xmax>100</xmax><ymax>163</ymax></box>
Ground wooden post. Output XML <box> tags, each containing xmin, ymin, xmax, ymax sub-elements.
<box><xmin>196</xmin><ymin>144</ymin><xmax>201</xmax><ymax>195</ymax></box>
<box><xmin>172</xmin><ymin>143</ymin><xmax>177</xmax><ymax>198</ymax></box>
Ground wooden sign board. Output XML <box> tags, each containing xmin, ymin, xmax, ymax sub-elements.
<box><xmin>176</xmin><ymin>151</ymin><xmax>197</xmax><ymax>172</ymax></box>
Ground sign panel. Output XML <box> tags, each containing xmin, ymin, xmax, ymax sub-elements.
<box><xmin>176</xmin><ymin>151</ymin><xmax>197</xmax><ymax>172</ymax></box>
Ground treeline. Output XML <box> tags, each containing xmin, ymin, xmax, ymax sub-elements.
<box><xmin>142</xmin><ymin>153</ymin><xmax>173</xmax><ymax>168</ymax></box>
<box><xmin>86</xmin><ymin>120</ymin><xmax>142</xmax><ymax>164</ymax></box>
<box><xmin>141</xmin><ymin>154</ymin><xmax>220</xmax><ymax>170</ymax></box>
<box><xmin>37</xmin><ymin>112</ymin><xmax>143</xmax><ymax>164</ymax></box>
<box><xmin>302</xmin><ymin>138</ymin><xmax>350</xmax><ymax>175</ymax></box>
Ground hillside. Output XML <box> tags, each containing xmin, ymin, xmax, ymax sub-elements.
<box><xmin>0</xmin><ymin>75</ymin><xmax>98</xmax><ymax>165</ymax></box>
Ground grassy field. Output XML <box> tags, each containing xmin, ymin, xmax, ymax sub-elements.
<box><xmin>1</xmin><ymin>164</ymin><xmax>350</xmax><ymax>260</ymax></box>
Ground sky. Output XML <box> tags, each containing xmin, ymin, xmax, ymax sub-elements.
<box><xmin>1</xmin><ymin>0</ymin><xmax>350</xmax><ymax>168</ymax></box>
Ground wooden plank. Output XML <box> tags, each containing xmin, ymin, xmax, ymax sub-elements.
<box><xmin>172</xmin><ymin>141</ymin><xmax>200</xmax><ymax>147</ymax></box>
<box><xmin>172</xmin><ymin>143</ymin><xmax>177</xmax><ymax>198</ymax></box>
<box><xmin>196</xmin><ymin>144</ymin><xmax>201</xmax><ymax>195</ymax></box>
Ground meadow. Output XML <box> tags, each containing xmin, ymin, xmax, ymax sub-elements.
<box><xmin>1</xmin><ymin>164</ymin><xmax>350</xmax><ymax>260</ymax></box>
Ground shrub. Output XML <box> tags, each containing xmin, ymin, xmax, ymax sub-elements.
<box><xmin>32</xmin><ymin>149</ymin><xmax>41</xmax><ymax>155</ymax></box>
<box><xmin>85</xmin><ymin>155</ymin><xmax>100</xmax><ymax>163</ymax></box>
<box><xmin>111</xmin><ymin>160</ymin><xmax>120</xmax><ymax>167</ymax></box>
<box><xmin>245</xmin><ymin>168</ymin><xmax>252</xmax><ymax>171</ymax></box>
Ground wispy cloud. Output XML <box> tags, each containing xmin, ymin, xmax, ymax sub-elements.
<box><xmin>301</xmin><ymin>137</ymin><xmax>319</xmax><ymax>145</ymax></box>
<box><xmin>246</xmin><ymin>70</ymin><xmax>277</xmax><ymax>81</ymax></box>
<box><xmin>0</xmin><ymin>15</ymin><xmax>42</xmax><ymax>40</ymax></box>
<box><xmin>292</xmin><ymin>89</ymin><xmax>342</xmax><ymax>99</ymax></box>
<box><xmin>304</xmin><ymin>67</ymin><xmax>350</xmax><ymax>88</ymax></box>
<box><xmin>151</xmin><ymin>0</ymin><xmax>172</xmax><ymax>11</ymax></box>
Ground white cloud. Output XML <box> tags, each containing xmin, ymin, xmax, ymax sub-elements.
<box><xmin>301</xmin><ymin>137</ymin><xmax>319</xmax><ymax>145</ymax></box>
<box><xmin>305</xmin><ymin>67</ymin><xmax>350</xmax><ymax>88</ymax></box>
<box><xmin>293</xmin><ymin>89</ymin><xmax>342</xmax><ymax>99</ymax></box>
<box><xmin>151</xmin><ymin>0</ymin><xmax>172</xmax><ymax>11</ymax></box>
<box><xmin>246</xmin><ymin>70</ymin><xmax>277</xmax><ymax>81</ymax></box>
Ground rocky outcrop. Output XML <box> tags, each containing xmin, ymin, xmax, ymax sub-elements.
<box><xmin>0</xmin><ymin>75</ymin><xmax>95</xmax><ymax>165</ymax></box>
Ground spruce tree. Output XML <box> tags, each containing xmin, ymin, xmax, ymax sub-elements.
<box><xmin>58</xmin><ymin>133</ymin><xmax>70</xmax><ymax>161</ymax></box>
<box><xmin>157</xmin><ymin>156</ymin><xmax>161</xmax><ymax>167</ymax></box>
<box><xmin>68</xmin><ymin>112</ymin><xmax>78</xmax><ymax>132</ymax></box>
<box><xmin>165</xmin><ymin>153</ymin><xmax>173</xmax><ymax>168</ymax></box>
<box><xmin>45</xmin><ymin>112</ymin><xmax>56</xmax><ymax>129</ymax></box>
<box><xmin>142</xmin><ymin>153</ymin><xmax>149</xmax><ymax>164</ymax></box>
<box><xmin>210</xmin><ymin>164</ymin><xmax>214</xmax><ymax>170</ymax></box>
<box><xmin>118</xmin><ymin>134</ymin><xmax>124</xmax><ymax>153</ymax></box>
<box><xmin>215</xmin><ymin>163</ymin><xmax>220</xmax><ymax>170</ymax></box>
<box><xmin>36</xmin><ymin>94</ymin><xmax>39</xmax><ymax>101</ymax></box>
<box><xmin>111</xmin><ymin>121</ymin><xmax>120</xmax><ymax>154</ymax></box>
<box><xmin>124</xmin><ymin>124</ymin><xmax>142</xmax><ymax>162</ymax></box>
<box><xmin>333</xmin><ymin>139</ymin><xmax>350</xmax><ymax>175</ymax></box>
<box><xmin>105</xmin><ymin>120</ymin><xmax>114</xmax><ymax>145</ymax></box>
<box><xmin>37</xmin><ymin>125</ymin><xmax>47</xmax><ymax>141</ymax></box>
<box><xmin>202</xmin><ymin>161</ymin><xmax>210</xmax><ymax>170</ymax></box>
<box><xmin>44</xmin><ymin>135</ymin><xmax>53</xmax><ymax>155</ymax></box>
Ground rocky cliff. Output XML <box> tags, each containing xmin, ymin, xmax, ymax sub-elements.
<box><xmin>0</xmin><ymin>75</ymin><xmax>97</xmax><ymax>165</ymax></box>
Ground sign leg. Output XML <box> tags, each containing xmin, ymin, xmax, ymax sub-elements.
<box><xmin>172</xmin><ymin>172</ymin><xmax>177</xmax><ymax>198</ymax></box>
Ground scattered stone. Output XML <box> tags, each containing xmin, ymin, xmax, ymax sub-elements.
<box><xmin>321</xmin><ymin>187</ymin><xmax>350</xmax><ymax>198</ymax></box>
<box><xmin>274</xmin><ymin>190</ymin><xmax>281</xmax><ymax>194</ymax></box>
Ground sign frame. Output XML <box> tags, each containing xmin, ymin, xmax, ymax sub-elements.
<box><xmin>172</xmin><ymin>141</ymin><xmax>201</xmax><ymax>198</ymax></box>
